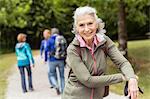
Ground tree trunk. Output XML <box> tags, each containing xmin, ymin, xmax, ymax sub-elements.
<box><xmin>118</xmin><ymin>0</ymin><xmax>128</xmax><ymax>58</ymax></box>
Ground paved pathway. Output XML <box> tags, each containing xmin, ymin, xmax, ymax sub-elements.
<box><xmin>6</xmin><ymin>55</ymin><xmax>127</xmax><ymax>99</ymax></box>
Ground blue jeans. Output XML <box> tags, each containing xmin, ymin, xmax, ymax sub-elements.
<box><xmin>48</xmin><ymin>62</ymin><xmax>56</xmax><ymax>87</ymax></box>
<box><xmin>18</xmin><ymin>66</ymin><xmax>33</xmax><ymax>92</ymax></box>
<box><xmin>48</xmin><ymin>60</ymin><xmax>65</xmax><ymax>93</ymax></box>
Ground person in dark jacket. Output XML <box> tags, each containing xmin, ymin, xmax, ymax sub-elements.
<box><xmin>15</xmin><ymin>33</ymin><xmax>34</xmax><ymax>93</ymax></box>
<box><xmin>40</xmin><ymin>29</ymin><xmax>54</xmax><ymax>88</ymax></box>
<box><xmin>40</xmin><ymin>29</ymin><xmax>51</xmax><ymax>63</ymax></box>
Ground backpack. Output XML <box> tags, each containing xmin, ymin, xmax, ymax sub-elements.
<box><xmin>53</xmin><ymin>35</ymin><xmax>67</xmax><ymax>59</ymax></box>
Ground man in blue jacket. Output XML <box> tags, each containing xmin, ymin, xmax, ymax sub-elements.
<box><xmin>40</xmin><ymin>29</ymin><xmax>51</xmax><ymax>63</ymax></box>
<box><xmin>46</xmin><ymin>28</ymin><xmax>67</xmax><ymax>95</ymax></box>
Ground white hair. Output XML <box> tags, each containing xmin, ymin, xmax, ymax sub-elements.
<box><xmin>51</xmin><ymin>28</ymin><xmax>59</xmax><ymax>34</ymax></box>
<box><xmin>72</xmin><ymin>6</ymin><xmax>106</xmax><ymax>34</ymax></box>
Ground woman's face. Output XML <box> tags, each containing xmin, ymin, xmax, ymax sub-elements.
<box><xmin>76</xmin><ymin>14</ymin><xmax>98</xmax><ymax>42</ymax></box>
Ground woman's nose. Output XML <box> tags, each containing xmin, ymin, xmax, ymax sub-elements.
<box><xmin>84</xmin><ymin>25</ymin><xmax>90</xmax><ymax>32</ymax></box>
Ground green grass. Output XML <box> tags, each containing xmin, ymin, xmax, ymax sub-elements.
<box><xmin>0</xmin><ymin>53</ymin><xmax>16</xmax><ymax>99</ymax></box>
<box><xmin>0</xmin><ymin>50</ymin><xmax>39</xmax><ymax>99</ymax></box>
<box><xmin>107</xmin><ymin>39</ymin><xmax>150</xmax><ymax>99</ymax></box>
<box><xmin>128</xmin><ymin>40</ymin><xmax>150</xmax><ymax>61</ymax></box>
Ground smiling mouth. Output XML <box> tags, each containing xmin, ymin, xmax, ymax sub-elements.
<box><xmin>84</xmin><ymin>32</ymin><xmax>94</xmax><ymax>35</ymax></box>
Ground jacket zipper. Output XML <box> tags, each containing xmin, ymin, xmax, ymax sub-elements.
<box><xmin>90</xmin><ymin>49</ymin><xmax>97</xmax><ymax>99</ymax></box>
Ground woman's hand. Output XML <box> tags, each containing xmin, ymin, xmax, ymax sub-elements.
<box><xmin>128</xmin><ymin>78</ymin><xmax>139</xmax><ymax>99</ymax></box>
<box><xmin>31</xmin><ymin>64</ymin><xmax>35</xmax><ymax>68</ymax></box>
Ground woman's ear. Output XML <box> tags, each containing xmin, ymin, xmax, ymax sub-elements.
<box><xmin>74</xmin><ymin>26</ymin><xmax>78</xmax><ymax>34</ymax></box>
<box><xmin>96</xmin><ymin>22</ymin><xmax>99</xmax><ymax>33</ymax></box>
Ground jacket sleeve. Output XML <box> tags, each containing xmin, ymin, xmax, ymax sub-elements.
<box><xmin>66</xmin><ymin>46</ymin><xmax>123</xmax><ymax>88</ymax></box>
<box><xmin>40</xmin><ymin>40</ymin><xmax>44</xmax><ymax>57</ymax></box>
<box><xmin>46</xmin><ymin>37</ymin><xmax>55</xmax><ymax>56</ymax></box>
<box><xmin>25</xmin><ymin>43</ymin><xmax>34</xmax><ymax>65</ymax></box>
<box><xmin>105</xmin><ymin>36</ymin><xmax>135</xmax><ymax>80</ymax></box>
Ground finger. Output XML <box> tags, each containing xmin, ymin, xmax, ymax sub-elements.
<box><xmin>32</xmin><ymin>65</ymin><xmax>34</xmax><ymax>68</ymax></box>
<box><xmin>127</xmin><ymin>91</ymin><xmax>130</xmax><ymax>97</ymax></box>
<box><xmin>131</xmin><ymin>90</ymin><xmax>138</xmax><ymax>99</ymax></box>
<box><xmin>133</xmin><ymin>91</ymin><xmax>136</xmax><ymax>99</ymax></box>
<box><xmin>130</xmin><ymin>91</ymin><xmax>134</xmax><ymax>99</ymax></box>
<box><xmin>136</xmin><ymin>90</ymin><xmax>139</xmax><ymax>99</ymax></box>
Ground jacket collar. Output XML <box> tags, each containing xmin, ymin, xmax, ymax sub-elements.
<box><xmin>72</xmin><ymin>32</ymin><xmax>107</xmax><ymax>48</ymax></box>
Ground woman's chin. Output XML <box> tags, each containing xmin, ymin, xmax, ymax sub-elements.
<box><xmin>83</xmin><ymin>36</ymin><xmax>94</xmax><ymax>42</ymax></box>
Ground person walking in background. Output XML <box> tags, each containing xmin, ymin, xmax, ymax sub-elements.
<box><xmin>40</xmin><ymin>29</ymin><xmax>51</xmax><ymax>63</ymax></box>
<box><xmin>15</xmin><ymin>33</ymin><xmax>35</xmax><ymax>93</ymax></box>
<box><xmin>40</xmin><ymin>29</ymin><xmax>54</xmax><ymax>88</ymax></box>
<box><xmin>46</xmin><ymin>28</ymin><xmax>67</xmax><ymax>95</ymax></box>
<box><xmin>62</xmin><ymin>6</ymin><xmax>139</xmax><ymax>99</ymax></box>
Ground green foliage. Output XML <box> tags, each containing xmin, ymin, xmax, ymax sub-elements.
<box><xmin>0</xmin><ymin>0</ymin><xmax>149</xmax><ymax>33</ymax></box>
<box><xmin>0</xmin><ymin>0</ymin><xmax>32</xmax><ymax>28</ymax></box>
<box><xmin>91</xmin><ymin>0</ymin><xmax>119</xmax><ymax>35</ymax></box>
<box><xmin>0</xmin><ymin>0</ymin><xmax>149</xmax><ymax>52</ymax></box>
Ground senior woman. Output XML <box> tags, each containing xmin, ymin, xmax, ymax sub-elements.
<box><xmin>62</xmin><ymin>6</ymin><xmax>138</xmax><ymax>99</ymax></box>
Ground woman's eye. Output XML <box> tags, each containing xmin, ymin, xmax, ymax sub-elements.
<box><xmin>79</xmin><ymin>24</ymin><xmax>84</xmax><ymax>27</ymax></box>
<box><xmin>88</xmin><ymin>22</ymin><xmax>93</xmax><ymax>25</ymax></box>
